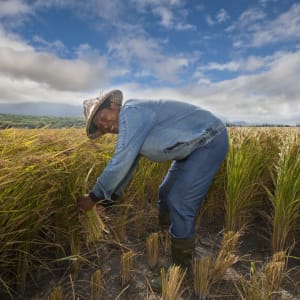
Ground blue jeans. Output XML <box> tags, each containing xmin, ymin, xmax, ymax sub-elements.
<box><xmin>158</xmin><ymin>129</ymin><xmax>229</xmax><ymax>238</ymax></box>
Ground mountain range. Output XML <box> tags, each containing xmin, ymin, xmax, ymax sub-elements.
<box><xmin>0</xmin><ymin>102</ymin><xmax>83</xmax><ymax>117</ymax></box>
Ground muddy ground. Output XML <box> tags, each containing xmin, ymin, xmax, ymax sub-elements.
<box><xmin>6</xmin><ymin>204</ymin><xmax>300</xmax><ymax>300</ymax></box>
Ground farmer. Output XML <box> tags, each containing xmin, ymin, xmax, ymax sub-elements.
<box><xmin>77</xmin><ymin>89</ymin><xmax>228</xmax><ymax>272</ymax></box>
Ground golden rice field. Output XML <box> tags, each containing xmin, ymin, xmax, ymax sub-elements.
<box><xmin>0</xmin><ymin>127</ymin><xmax>300</xmax><ymax>300</ymax></box>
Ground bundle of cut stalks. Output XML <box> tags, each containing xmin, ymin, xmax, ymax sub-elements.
<box><xmin>265</xmin><ymin>251</ymin><xmax>286</xmax><ymax>295</ymax></box>
<box><xmin>146</xmin><ymin>232</ymin><xmax>159</xmax><ymax>269</ymax></box>
<box><xmin>161</xmin><ymin>265</ymin><xmax>186</xmax><ymax>300</ymax></box>
<box><xmin>193</xmin><ymin>256</ymin><xmax>212</xmax><ymax>299</ymax></box>
<box><xmin>90</xmin><ymin>269</ymin><xmax>104</xmax><ymax>300</ymax></box>
<box><xmin>80</xmin><ymin>207</ymin><xmax>107</xmax><ymax>245</ymax></box>
<box><xmin>213</xmin><ymin>231</ymin><xmax>240</xmax><ymax>281</ymax></box>
<box><xmin>120</xmin><ymin>250</ymin><xmax>135</xmax><ymax>287</ymax></box>
<box><xmin>47</xmin><ymin>286</ymin><xmax>64</xmax><ymax>300</ymax></box>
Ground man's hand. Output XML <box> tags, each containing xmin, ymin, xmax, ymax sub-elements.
<box><xmin>77</xmin><ymin>194</ymin><xmax>96</xmax><ymax>214</ymax></box>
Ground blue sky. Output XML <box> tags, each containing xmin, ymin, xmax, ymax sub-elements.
<box><xmin>0</xmin><ymin>0</ymin><xmax>299</xmax><ymax>124</ymax></box>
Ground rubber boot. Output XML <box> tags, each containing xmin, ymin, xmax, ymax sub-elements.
<box><xmin>158</xmin><ymin>210</ymin><xmax>170</xmax><ymax>230</ymax></box>
<box><xmin>171</xmin><ymin>236</ymin><xmax>195</xmax><ymax>270</ymax></box>
<box><xmin>150</xmin><ymin>236</ymin><xmax>195</xmax><ymax>291</ymax></box>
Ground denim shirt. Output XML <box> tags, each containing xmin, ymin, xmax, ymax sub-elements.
<box><xmin>92</xmin><ymin>99</ymin><xmax>226</xmax><ymax>200</ymax></box>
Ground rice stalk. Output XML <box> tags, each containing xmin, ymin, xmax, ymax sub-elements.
<box><xmin>265</xmin><ymin>134</ymin><xmax>300</xmax><ymax>252</ymax></box>
<box><xmin>0</xmin><ymin>128</ymin><xmax>111</xmax><ymax>296</ymax></box>
<box><xmin>265</xmin><ymin>251</ymin><xmax>286</xmax><ymax>295</ymax></box>
<box><xmin>146</xmin><ymin>232</ymin><xmax>159</xmax><ymax>269</ymax></box>
<box><xmin>213</xmin><ymin>231</ymin><xmax>240</xmax><ymax>281</ymax></box>
<box><xmin>80</xmin><ymin>208</ymin><xmax>106</xmax><ymax>245</ymax></box>
<box><xmin>193</xmin><ymin>256</ymin><xmax>213</xmax><ymax>299</ymax></box>
<box><xmin>47</xmin><ymin>286</ymin><xmax>64</xmax><ymax>300</ymax></box>
<box><xmin>114</xmin><ymin>204</ymin><xmax>131</xmax><ymax>243</ymax></box>
<box><xmin>225</xmin><ymin>131</ymin><xmax>265</xmax><ymax>232</ymax></box>
<box><xmin>90</xmin><ymin>269</ymin><xmax>104</xmax><ymax>300</ymax></box>
<box><xmin>234</xmin><ymin>262</ymin><xmax>267</xmax><ymax>300</ymax></box>
<box><xmin>161</xmin><ymin>265</ymin><xmax>186</xmax><ymax>300</ymax></box>
<box><xmin>120</xmin><ymin>250</ymin><xmax>134</xmax><ymax>287</ymax></box>
<box><xmin>234</xmin><ymin>252</ymin><xmax>287</xmax><ymax>300</ymax></box>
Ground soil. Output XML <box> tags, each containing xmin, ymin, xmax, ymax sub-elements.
<box><xmin>5</xmin><ymin>205</ymin><xmax>300</xmax><ymax>300</ymax></box>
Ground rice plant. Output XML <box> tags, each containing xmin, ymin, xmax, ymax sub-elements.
<box><xmin>225</xmin><ymin>130</ymin><xmax>266</xmax><ymax>231</ymax></box>
<box><xmin>146</xmin><ymin>232</ymin><xmax>159</xmax><ymax>269</ymax></box>
<box><xmin>213</xmin><ymin>231</ymin><xmax>240</xmax><ymax>281</ymax></box>
<box><xmin>1</xmin><ymin>127</ymin><xmax>299</xmax><ymax>299</ymax></box>
<box><xmin>120</xmin><ymin>250</ymin><xmax>135</xmax><ymax>287</ymax></box>
<box><xmin>161</xmin><ymin>265</ymin><xmax>186</xmax><ymax>300</ymax></box>
<box><xmin>47</xmin><ymin>286</ymin><xmax>64</xmax><ymax>300</ymax></box>
<box><xmin>0</xmin><ymin>128</ymin><xmax>111</xmax><ymax>295</ymax></box>
<box><xmin>90</xmin><ymin>269</ymin><xmax>104</xmax><ymax>300</ymax></box>
<box><xmin>234</xmin><ymin>252</ymin><xmax>286</xmax><ymax>299</ymax></box>
<box><xmin>265</xmin><ymin>251</ymin><xmax>286</xmax><ymax>294</ymax></box>
<box><xmin>159</xmin><ymin>230</ymin><xmax>171</xmax><ymax>254</ymax></box>
<box><xmin>234</xmin><ymin>262</ymin><xmax>266</xmax><ymax>300</ymax></box>
<box><xmin>265</xmin><ymin>134</ymin><xmax>300</xmax><ymax>252</ymax></box>
<box><xmin>193</xmin><ymin>256</ymin><xmax>213</xmax><ymax>299</ymax></box>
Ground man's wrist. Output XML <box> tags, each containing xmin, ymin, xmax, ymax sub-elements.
<box><xmin>88</xmin><ymin>192</ymin><xmax>119</xmax><ymax>207</ymax></box>
<box><xmin>89</xmin><ymin>192</ymin><xmax>100</xmax><ymax>203</ymax></box>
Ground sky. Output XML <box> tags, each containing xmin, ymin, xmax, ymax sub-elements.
<box><xmin>0</xmin><ymin>0</ymin><xmax>300</xmax><ymax>124</ymax></box>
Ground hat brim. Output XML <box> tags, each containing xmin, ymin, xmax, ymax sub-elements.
<box><xmin>86</xmin><ymin>90</ymin><xmax>123</xmax><ymax>139</ymax></box>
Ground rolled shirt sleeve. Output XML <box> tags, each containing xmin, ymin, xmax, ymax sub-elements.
<box><xmin>91</xmin><ymin>105</ymin><xmax>156</xmax><ymax>200</ymax></box>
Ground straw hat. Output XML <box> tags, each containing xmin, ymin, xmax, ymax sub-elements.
<box><xmin>83</xmin><ymin>89</ymin><xmax>123</xmax><ymax>139</ymax></box>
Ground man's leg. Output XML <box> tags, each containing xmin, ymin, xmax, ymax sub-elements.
<box><xmin>167</xmin><ymin>129</ymin><xmax>229</xmax><ymax>268</ymax></box>
<box><xmin>157</xmin><ymin>161</ymin><xmax>178</xmax><ymax>229</ymax></box>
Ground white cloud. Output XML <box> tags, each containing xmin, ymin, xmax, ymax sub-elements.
<box><xmin>236</xmin><ymin>8</ymin><xmax>266</xmax><ymax>28</ymax></box>
<box><xmin>0</xmin><ymin>0</ymin><xmax>31</xmax><ymax>18</ymax></box>
<box><xmin>0</xmin><ymin>47</ymin><xmax>108</xmax><ymax>91</ymax></box>
<box><xmin>32</xmin><ymin>36</ymin><xmax>67</xmax><ymax>55</ymax></box>
<box><xmin>122</xmin><ymin>50</ymin><xmax>300</xmax><ymax>125</ymax></box>
<box><xmin>216</xmin><ymin>9</ymin><xmax>230</xmax><ymax>23</ymax></box>
<box><xmin>153</xmin><ymin>6</ymin><xmax>173</xmax><ymax>28</ymax></box>
<box><xmin>206</xmin><ymin>8</ymin><xmax>230</xmax><ymax>26</ymax></box>
<box><xmin>0</xmin><ymin>24</ymin><xmax>31</xmax><ymax>51</ymax></box>
<box><xmin>107</xmin><ymin>35</ymin><xmax>189</xmax><ymax>82</ymax></box>
<box><xmin>198</xmin><ymin>55</ymin><xmax>271</xmax><ymax>73</ymax></box>
<box><xmin>131</xmin><ymin>0</ymin><xmax>195</xmax><ymax>31</ymax></box>
<box><xmin>191</xmin><ymin>50</ymin><xmax>300</xmax><ymax>124</ymax></box>
<box><xmin>229</xmin><ymin>4</ymin><xmax>300</xmax><ymax>48</ymax></box>
<box><xmin>205</xmin><ymin>15</ymin><xmax>215</xmax><ymax>26</ymax></box>
<box><xmin>0</xmin><ymin>24</ymin><xmax>109</xmax><ymax>103</ymax></box>
<box><xmin>251</xmin><ymin>3</ymin><xmax>300</xmax><ymax>47</ymax></box>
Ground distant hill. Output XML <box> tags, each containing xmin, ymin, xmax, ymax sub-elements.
<box><xmin>0</xmin><ymin>113</ymin><xmax>85</xmax><ymax>129</ymax></box>
<box><xmin>0</xmin><ymin>102</ymin><xmax>83</xmax><ymax>117</ymax></box>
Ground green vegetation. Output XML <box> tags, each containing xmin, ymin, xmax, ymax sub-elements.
<box><xmin>0</xmin><ymin>127</ymin><xmax>299</xmax><ymax>299</ymax></box>
<box><xmin>0</xmin><ymin>113</ymin><xmax>85</xmax><ymax>129</ymax></box>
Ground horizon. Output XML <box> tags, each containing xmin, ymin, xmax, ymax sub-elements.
<box><xmin>0</xmin><ymin>0</ymin><xmax>299</xmax><ymax>125</ymax></box>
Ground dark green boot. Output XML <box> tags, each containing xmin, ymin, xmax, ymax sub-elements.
<box><xmin>150</xmin><ymin>236</ymin><xmax>195</xmax><ymax>291</ymax></box>
<box><xmin>158</xmin><ymin>210</ymin><xmax>170</xmax><ymax>230</ymax></box>
<box><xmin>171</xmin><ymin>236</ymin><xmax>195</xmax><ymax>270</ymax></box>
